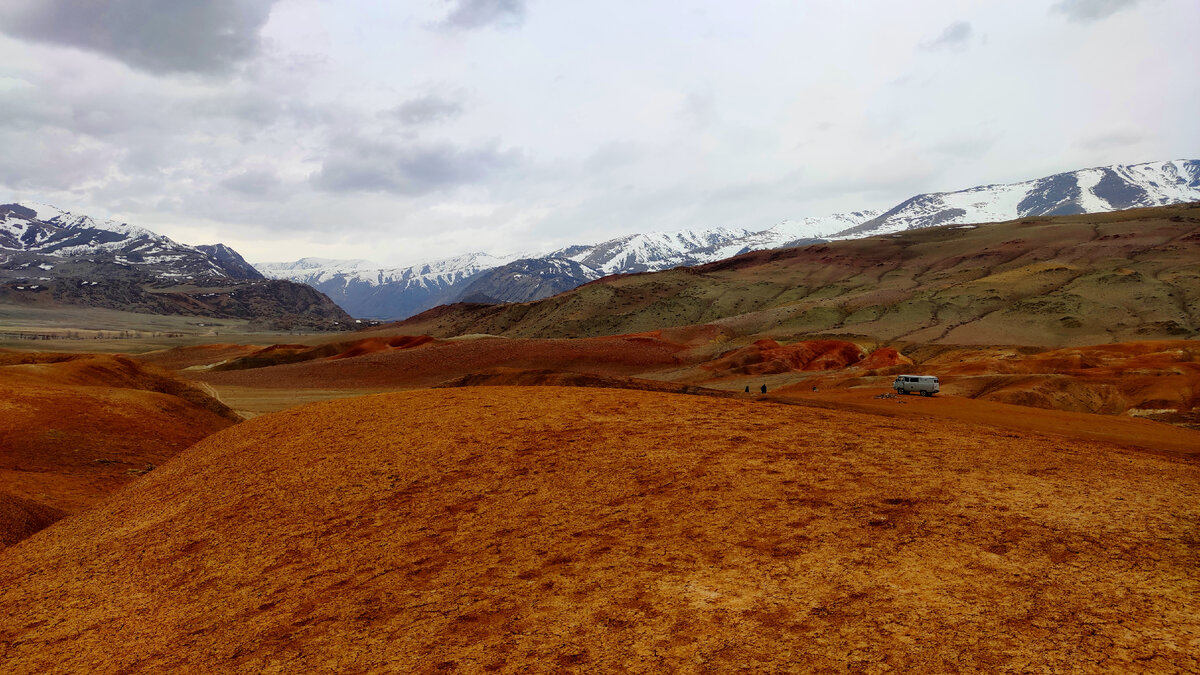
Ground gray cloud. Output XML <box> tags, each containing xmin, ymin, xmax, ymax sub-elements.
<box><xmin>1075</xmin><ymin>129</ymin><xmax>1146</xmax><ymax>151</ymax></box>
<box><xmin>921</xmin><ymin>21</ymin><xmax>974</xmax><ymax>51</ymax></box>
<box><xmin>220</xmin><ymin>169</ymin><xmax>284</xmax><ymax>198</ymax></box>
<box><xmin>311</xmin><ymin>138</ymin><xmax>522</xmax><ymax>194</ymax></box>
<box><xmin>386</xmin><ymin>94</ymin><xmax>466</xmax><ymax>126</ymax></box>
<box><xmin>438</xmin><ymin>0</ymin><xmax>526</xmax><ymax>30</ymax></box>
<box><xmin>1051</xmin><ymin>0</ymin><xmax>1143</xmax><ymax>22</ymax></box>
<box><xmin>0</xmin><ymin>0</ymin><xmax>279</xmax><ymax>74</ymax></box>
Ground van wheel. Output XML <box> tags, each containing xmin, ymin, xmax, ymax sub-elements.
<box><xmin>921</xmin><ymin>391</ymin><xmax>931</xmax><ymax>397</ymax></box>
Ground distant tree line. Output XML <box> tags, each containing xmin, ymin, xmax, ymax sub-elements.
<box><xmin>0</xmin><ymin>331</ymin><xmax>186</xmax><ymax>340</ymax></box>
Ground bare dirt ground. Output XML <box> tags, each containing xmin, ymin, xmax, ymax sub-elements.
<box><xmin>0</xmin><ymin>387</ymin><xmax>1196</xmax><ymax>673</ymax></box>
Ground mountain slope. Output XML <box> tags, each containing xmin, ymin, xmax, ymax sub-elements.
<box><xmin>384</xmin><ymin>203</ymin><xmax>1200</xmax><ymax>347</ymax></box>
<box><xmin>0</xmin><ymin>203</ymin><xmax>351</xmax><ymax>330</ymax></box>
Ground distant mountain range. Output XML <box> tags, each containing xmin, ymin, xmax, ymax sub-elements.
<box><xmin>258</xmin><ymin>159</ymin><xmax>1200</xmax><ymax>319</ymax></box>
<box><xmin>0</xmin><ymin>203</ymin><xmax>351</xmax><ymax>330</ymax></box>
<box><xmin>6</xmin><ymin>159</ymin><xmax>1197</xmax><ymax>325</ymax></box>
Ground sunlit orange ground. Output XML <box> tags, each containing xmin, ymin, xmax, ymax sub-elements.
<box><xmin>1</xmin><ymin>387</ymin><xmax>1196</xmax><ymax>672</ymax></box>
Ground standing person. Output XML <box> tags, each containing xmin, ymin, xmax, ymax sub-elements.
<box><xmin>744</xmin><ymin>385</ymin><xmax>750</xmax><ymax>393</ymax></box>
<box><xmin>760</xmin><ymin>384</ymin><xmax>767</xmax><ymax>394</ymax></box>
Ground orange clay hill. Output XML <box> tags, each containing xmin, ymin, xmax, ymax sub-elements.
<box><xmin>0</xmin><ymin>352</ymin><xmax>239</xmax><ymax>547</ymax></box>
<box><xmin>0</xmin><ymin>387</ymin><xmax>1196</xmax><ymax>672</ymax></box>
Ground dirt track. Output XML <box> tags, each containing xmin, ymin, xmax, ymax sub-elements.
<box><xmin>1</xmin><ymin>387</ymin><xmax>1196</xmax><ymax>672</ymax></box>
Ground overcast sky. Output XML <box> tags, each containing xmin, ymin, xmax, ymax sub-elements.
<box><xmin>1</xmin><ymin>0</ymin><xmax>1197</xmax><ymax>266</ymax></box>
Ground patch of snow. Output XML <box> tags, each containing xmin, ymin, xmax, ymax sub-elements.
<box><xmin>1074</xmin><ymin>168</ymin><xmax>1111</xmax><ymax>212</ymax></box>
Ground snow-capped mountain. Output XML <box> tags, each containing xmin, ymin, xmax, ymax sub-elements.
<box><xmin>1</xmin><ymin>202</ymin><xmax>263</xmax><ymax>280</ymax></box>
<box><xmin>836</xmin><ymin>159</ymin><xmax>1200</xmax><ymax>239</ymax></box>
<box><xmin>255</xmin><ymin>252</ymin><xmax>525</xmax><ymax>319</ymax></box>
<box><xmin>254</xmin><ymin>217</ymin><xmax>886</xmax><ymax>319</ymax></box>
<box><xmin>456</xmin><ymin>258</ymin><xmax>604</xmax><ymax>305</ymax></box>
<box><xmin>548</xmin><ymin>227</ymin><xmax>754</xmax><ymax>275</ymax></box>
<box><xmin>0</xmin><ymin>202</ymin><xmax>352</xmax><ymax>329</ymax></box>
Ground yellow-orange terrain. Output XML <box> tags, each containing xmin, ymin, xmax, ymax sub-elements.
<box><xmin>0</xmin><ymin>388</ymin><xmax>1196</xmax><ymax>672</ymax></box>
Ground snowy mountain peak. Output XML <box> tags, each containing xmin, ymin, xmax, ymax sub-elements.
<box><xmin>835</xmin><ymin>159</ymin><xmax>1200</xmax><ymax>239</ymax></box>
<box><xmin>0</xmin><ymin>202</ymin><xmax>262</xmax><ymax>280</ymax></box>
<box><xmin>16</xmin><ymin>201</ymin><xmax>161</xmax><ymax>241</ymax></box>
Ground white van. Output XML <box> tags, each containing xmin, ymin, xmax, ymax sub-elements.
<box><xmin>893</xmin><ymin>374</ymin><xmax>939</xmax><ymax>396</ymax></box>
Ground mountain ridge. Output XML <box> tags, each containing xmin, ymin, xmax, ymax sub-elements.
<box><xmin>0</xmin><ymin>202</ymin><xmax>352</xmax><ymax>330</ymax></box>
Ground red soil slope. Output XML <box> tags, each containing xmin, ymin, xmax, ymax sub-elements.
<box><xmin>855</xmin><ymin>347</ymin><xmax>912</xmax><ymax>370</ymax></box>
<box><xmin>0</xmin><ymin>388</ymin><xmax>1195</xmax><ymax>672</ymax></box>
<box><xmin>0</xmin><ymin>354</ymin><xmax>238</xmax><ymax>522</ymax></box>
<box><xmin>436</xmin><ymin>367</ymin><xmax>735</xmax><ymax>398</ymax></box>
<box><xmin>191</xmin><ymin>335</ymin><xmax>688</xmax><ymax>390</ymax></box>
<box><xmin>132</xmin><ymin>343</ymin><xmax>266</xmax><ymax>371</ymax></box>
<box><xmin>701</xmin><ymin>339</ymin><xmax>866</xmax><ymax>377</ymax></box>
<box><xmin>0</xmin><ymin>492</ymin><xmax>65</xmax><ymax>550</ymax></box>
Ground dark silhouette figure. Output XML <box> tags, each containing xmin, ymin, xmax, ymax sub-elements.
<box><xmin>760</xmin><ymin>384</ymin><xmax>767</xmax><ymax>394</ymax></box>
<box><xmin>744</xmin><ymin>385</ymin><xmax>750</xmax><ymax>393</ymax></box>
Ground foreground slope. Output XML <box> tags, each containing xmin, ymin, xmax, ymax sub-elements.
<box><xmin>1</xmin><ymin>388</ymin><xmax>1195</xmax><ymax>672</ymax></box>
<box><xmin>388</xmin><ymin>204</ymin><xmax>1200</xmax><ymax>346</ymax></box>
<box><xmin>0</xmin><ymin>353</ymin><xmax>239</xmax><ymax>527</ymax></box>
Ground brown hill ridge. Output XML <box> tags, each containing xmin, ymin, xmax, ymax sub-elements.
<box><xmin>1</xmin><ymin>388</ymin><xmax>1196</xmax><ymax>672</ymax></box>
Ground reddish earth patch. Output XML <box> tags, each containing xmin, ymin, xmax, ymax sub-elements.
<box><xmin>132</xmin><ymin>343</ymin><xmax>265</xmax><ymax>371</ymax></box>
<box><xmin>854</xmin><ymin>346</ymin><xmax>912</xmax><ymax>370</ymax></box>
<box><xmin>208</xmin><ymin>334</ymin><xmax>437</xmax><ymax>370</ymax></box>
<box><xmin>702</xmin><ymin>339</ymin><xmax>866</xmax><ymax>376</ymax></box>
<box><xmin>0</xmin><ymin>388</ymin><xmax>1195</xmax><ymax>672</ymax></box>
<box><xmin>436</xmin><ymin>367</ymin><xmax>735</xmax><ymax>398</ymax></box>
<box><xmin>191</xmin><ymin>335</ymin><xmax>687</xmax><ymax>390</ymax></box>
